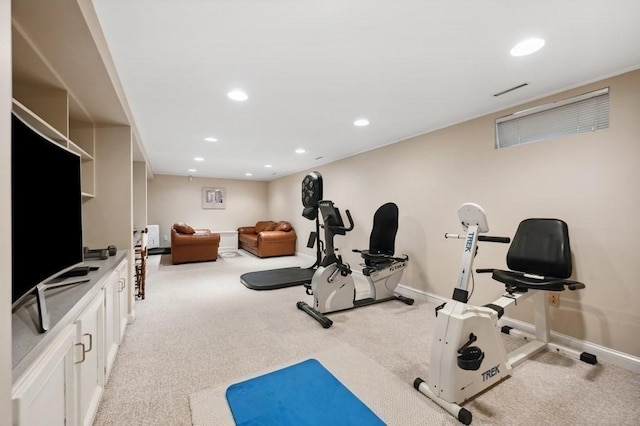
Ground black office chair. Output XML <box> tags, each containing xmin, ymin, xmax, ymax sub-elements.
<box><xmin>489</xmin><ymin>218</ymin><xmax>585</xmax><ymax>293</ymax></box>
<box><xmin>354</xmin><ymin>202</ymin><xmax>408</xmax><ymax>272</ymax></box>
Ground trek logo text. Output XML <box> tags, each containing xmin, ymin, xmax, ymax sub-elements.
<box><xmin>481</xmin><ymin>365</ymin><xmax>500</xmax><ymax>381</ymax></box>
<box><xmin>465</xmin><ymin>232</ymin><xmax>475</xmax><ymax>252</ymax></box>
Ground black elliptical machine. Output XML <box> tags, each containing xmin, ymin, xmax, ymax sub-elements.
<box><xmin>240</xmin><ymin>171</ymin><xmax>325</xmax><ymax>290</ymax></box>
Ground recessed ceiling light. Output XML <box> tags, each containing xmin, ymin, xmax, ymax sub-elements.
<box><xmin>245</xmin><ymin>172</ymin><xmax>253</xmax><ymax>176</ymax></box>
<box><xmin>510</xmin><ymin>38</ymin><xmax>545</xmax><ymax>57</ymax></box>
<box><xmin>264</xmin><ymin>164</ymin><xmax>273</xmax><ymax>168</ymax></box>
<box><xmin>354</xmin><ymin>118</ymin><xmax>370</xmax><ymax>127</ymax></box>
<box><xmin>194</xmin><ymin>157</ymin><xmax>204</xmax><ymax>162</ymax></box>
<box><xmin>204</xmin><ymin>137</ymin><xmax>218</xmax><ymax>142</ymax></box>
<box><xmin>188</xmin><ymin>169</ymin><xmax>197</xmax><ymax>172</ymax></box>
<box><xmin>227</xmin><ymin>89</ymin><xmax>248</xmax><ymax>101</ymax></box>
<box><xmin>295</xmin><ymin>148</ymin><xmax>306</xmax><ymax>154</ymax></box>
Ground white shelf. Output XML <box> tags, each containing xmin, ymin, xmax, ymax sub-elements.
<box><xmin>12</xmin><ymin>99</ymin><xmax>67</xmax><ymax>146</ymax></box>
<box><xmin>68</xmin><ymin>140</ymin><xmax>93</xmax><ymax>162</ymax></box>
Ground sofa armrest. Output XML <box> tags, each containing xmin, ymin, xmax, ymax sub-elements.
<box><xmin>258</xmin><ymin>230</ymin><xmax>297</xmax><ymax>243</ymax></box>
<box><xmin>173</xmin><ymin>231</ymin><xmax>220</xmax><ymax>246</ymax></box>
<box><xmin>238</xmin><ymin>226</ymin><xmax>256</xmax><ymax>234</ymax></box>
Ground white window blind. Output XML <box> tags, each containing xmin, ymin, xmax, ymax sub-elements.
<box><xmin>495</xmin><ymin>87</ymin><xmax>609</xmax><ymax>149</ymax></box>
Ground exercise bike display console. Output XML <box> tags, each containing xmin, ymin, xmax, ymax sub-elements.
<box><xmin>413</xmin><ymin>203</ymin><xmax>597</xmax><ymax>425</ymax></box>
<box><xmin>297</xmin><ymin>201</ymin><xmax>414</xmax><ymax>328</ymax></box>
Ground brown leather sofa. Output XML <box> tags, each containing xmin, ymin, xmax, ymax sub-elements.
<box><xmin>238</xmin><ymin>221</ymin><xmax>296</xmax><ymax>258</ymax></box>
<box><xmin>171</xmin><ymin>223</ymin><xmax>220</xmax><ymax>264</ymax></box>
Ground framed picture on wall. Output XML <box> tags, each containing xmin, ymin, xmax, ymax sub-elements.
<box><xmin>202</xmin><ymin>187</ymin><xmax>226</xmax><ymax>209</ymax></box>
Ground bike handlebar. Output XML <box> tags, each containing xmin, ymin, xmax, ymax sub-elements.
<box><xmin>478</xmin><ymin>235</ymin><xmax>511</xmax><ymax>244</ymax></box>
<box><xmin>342</xmin><ymin>209</ymin><xmax>354</xmax><ymax>232</ymax></box>
<box><xmin>444</xmin><ymin>233</ymin><xmax>510</xmax><ymax>244</ymax></box>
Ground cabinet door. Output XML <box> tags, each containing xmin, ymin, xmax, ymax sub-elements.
<box><xmin>75</xmin><ymin>294</ymin><xmax>104</xmax><ymax>426</ymax></box>
<box><xmin>103</xmin><ymin>270</ymin><xmax>119</xmax><ymax>381</ymax></box>
<box><xmin>12</xmin><ymin>324</ymin><xmax>77</xmax><ymax>426</ymax></box>
<box><xmin>116</xmin><ymin>259</ymin><xmax>129</xmax><ymax>343</ymax></box>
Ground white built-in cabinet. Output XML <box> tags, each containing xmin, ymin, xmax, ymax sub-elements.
<box><xmin>75</xmin><ymin>295</ymin><xmax>104</xmax><ymax>426</ymax></box>
<box><xmin>12</xmin><ymin>258</ymin><xmax>128</xmax><ymax>426</ymax></box>
<box><xmin>103</xmin><ymin>260</ymin><xmax>129</xmax><ymax>384</ymax></box>
<box><xmin>116</xmin><ymin>261</ymin><xmax>129</xmax><ymax>343</ymax></box>
<box><xmin>12</xmin><ymin>325</ymin><xmax>77</xmax><ymax>426</ymax></box>
<box><xmin>103</xmin><ymin>270</ymin><xmax>119</xmax><ymax>381</ymax></box>
<box><xmin>11</xmin><ymin>2</ymin><xmax>146</xmax><ymax>424</ymax></box>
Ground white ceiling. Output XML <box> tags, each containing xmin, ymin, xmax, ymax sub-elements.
<box><xmin>92</xmin><ymin>0</ymin><xmax>640</xmax><ymax>181</ymax></box>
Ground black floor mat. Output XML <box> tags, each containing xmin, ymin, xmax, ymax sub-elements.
<box><xmin>240</xmin><ymin>267</ymin><xmax>316</xmax><ymax>290</ymax></box>
<box><xmin>148</xmin><ymin>247</ymin><xmax>171</xmax><ymax>255</ymax></box>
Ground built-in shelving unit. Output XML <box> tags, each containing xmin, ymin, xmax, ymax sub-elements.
<box><xmin>10</xmin><ymin>0</ymin><xmax>151</xmax><ymax>424</ymax></box>
<box><xmin>11</xmin><ymin>99</ymin><xmax>67</xmax><ymax>145</ymax></box>
<box><xmin>12</xmin><ymin>99</ymin><xmax>96</xmax><ymax>199</ymax></box>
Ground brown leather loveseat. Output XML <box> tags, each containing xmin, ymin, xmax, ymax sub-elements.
<box><xmin>238</xmin><ymin>221</ymin><xmax>296</xmax><ymax>258</ymax></box>
<box><xmin>171</xmin><ymin>223</ymin><xmax>220</xmax><ymax>264</ymax></box>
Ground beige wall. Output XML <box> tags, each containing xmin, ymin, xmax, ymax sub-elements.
<box><xmin>147</xmin><ymin>174</ymin><xmax>269</xmax><ymax>244</ymax></box>
<box><xmin>268</xmin><ymin>69</ymin><xmax>640</xmax><ymax>357</ymax></box>
<box><xmin>1</xmin><ymin>0</ymin><xmax>12</xmax><ymax>423</ymax></box>
<box><xmin>147</xmin><ymin>70</ymin><xmax>639</xmax><ymax>358</ymax></box>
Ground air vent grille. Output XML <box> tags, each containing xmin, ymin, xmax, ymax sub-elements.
<box><xmin>493</xmin><ymin>83</ymin><xmax>529</xmax><ymax>97</ymax></box>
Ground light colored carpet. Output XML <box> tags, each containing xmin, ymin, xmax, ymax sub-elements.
<box><xmin>159</xmin><ymin>250</ymin><xmax>261</xmax><ymax>267</ymax></box>
<box><xmin>189</xmin><ymin>343</ymin><xmax>447</xmax><ymax>425</ymax></box>
<box><xmin>93</xmin><ymin>250</ymin><xmax>640</xmax><ymax>426</ymax></box>
<box><xmin>218</xmin><ymin>251</ymin><xmax>242</xmax><ymax>259</ymax></box>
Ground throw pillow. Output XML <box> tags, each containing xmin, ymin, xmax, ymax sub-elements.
<box><xmin>255</xmin><ymin>221</ymin><xmax>275</xmax><ymax>233</ymax></box>
<box><xmin>266</xmin><ymin>222</ymin><xmax>278</xmax><ymax>231</ymax></box>
<box><xmin>275</xmin><ymin>221</ymin><xmax>292</xmax><ymax>232</ymax></box>
<box><xmin>173</xmin><ymin>222</ymin><xmax>196</xmax><ymax>234</ymax></box>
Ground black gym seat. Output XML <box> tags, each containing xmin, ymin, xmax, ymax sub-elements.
<box><xmin>488</xmin><ymin>218</ymin><xmax>585</xmax><ymax>293</ymax></box>
<box><xmin>353</xmin><ymin>202</ymin><xmax>409</xmax><ymax>273</ymax></box>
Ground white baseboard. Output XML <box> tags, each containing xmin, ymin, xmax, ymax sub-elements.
<box><xmin>398</xmin><ymin>284</ymin><xmax>640</xmax><ymax>374</ymax></box>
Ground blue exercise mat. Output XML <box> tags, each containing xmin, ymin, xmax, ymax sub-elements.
<box><xmin>225</xmin><ymin>358</ymin><xmax>386</xmax><ymax>425</ymax></box>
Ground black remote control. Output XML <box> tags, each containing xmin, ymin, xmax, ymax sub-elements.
<box><xmin>60</xmin><ymin>266</ymin><xmax>92</xmax><ymax>278</ymax></box>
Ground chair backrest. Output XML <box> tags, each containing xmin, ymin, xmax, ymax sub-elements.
<box><xmin>507</xmin><ymin>218</ymin><xmax>572</xmax><ymax>278</ymax></box>
<box><xmin>369</xmin><ymin>202</ymin><xmax>399</xmax><ymax>256</ymax></box>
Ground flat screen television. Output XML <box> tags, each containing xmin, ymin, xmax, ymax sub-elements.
<box><xmin>11</xmin><ymin>112</ymin><xmax>84</xmax><ymax>332</ymax></box>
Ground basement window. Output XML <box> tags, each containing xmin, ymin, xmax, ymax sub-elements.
<box><xmin>495</xmin><ymin>87</ymin><xmax>610</xmax><ymax>149</ymax></box>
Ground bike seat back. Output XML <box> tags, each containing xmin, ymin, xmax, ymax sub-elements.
<box><xmin>490</xmin><ymin>218</ymin><xmax>583</xmax><ymax>292</ymax></box>
<box><xmin>355</xmin><ymin>202</ymin><xmax>402</xmax><ymax>267</ymax></box>
<box><xmin>369</xmin><ymin>202</ymin><xmax>399</xmax><ymax>256</ymax></box>
<box><xmin>507</xmin><ymin>218</ymin><xmax>572</xmax><ymax>278</ymax></box>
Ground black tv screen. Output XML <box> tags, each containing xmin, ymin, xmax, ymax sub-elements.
<box><xmin>11</xmin><ymin>112</ymin><xmax>84</xmax><ymax>306</ymax></box>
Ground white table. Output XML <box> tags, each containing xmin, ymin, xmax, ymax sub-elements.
<box><xmin>216</xmin><ymin>230</ymin><xmax>238</xmax><ymax>253</ymax></box>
